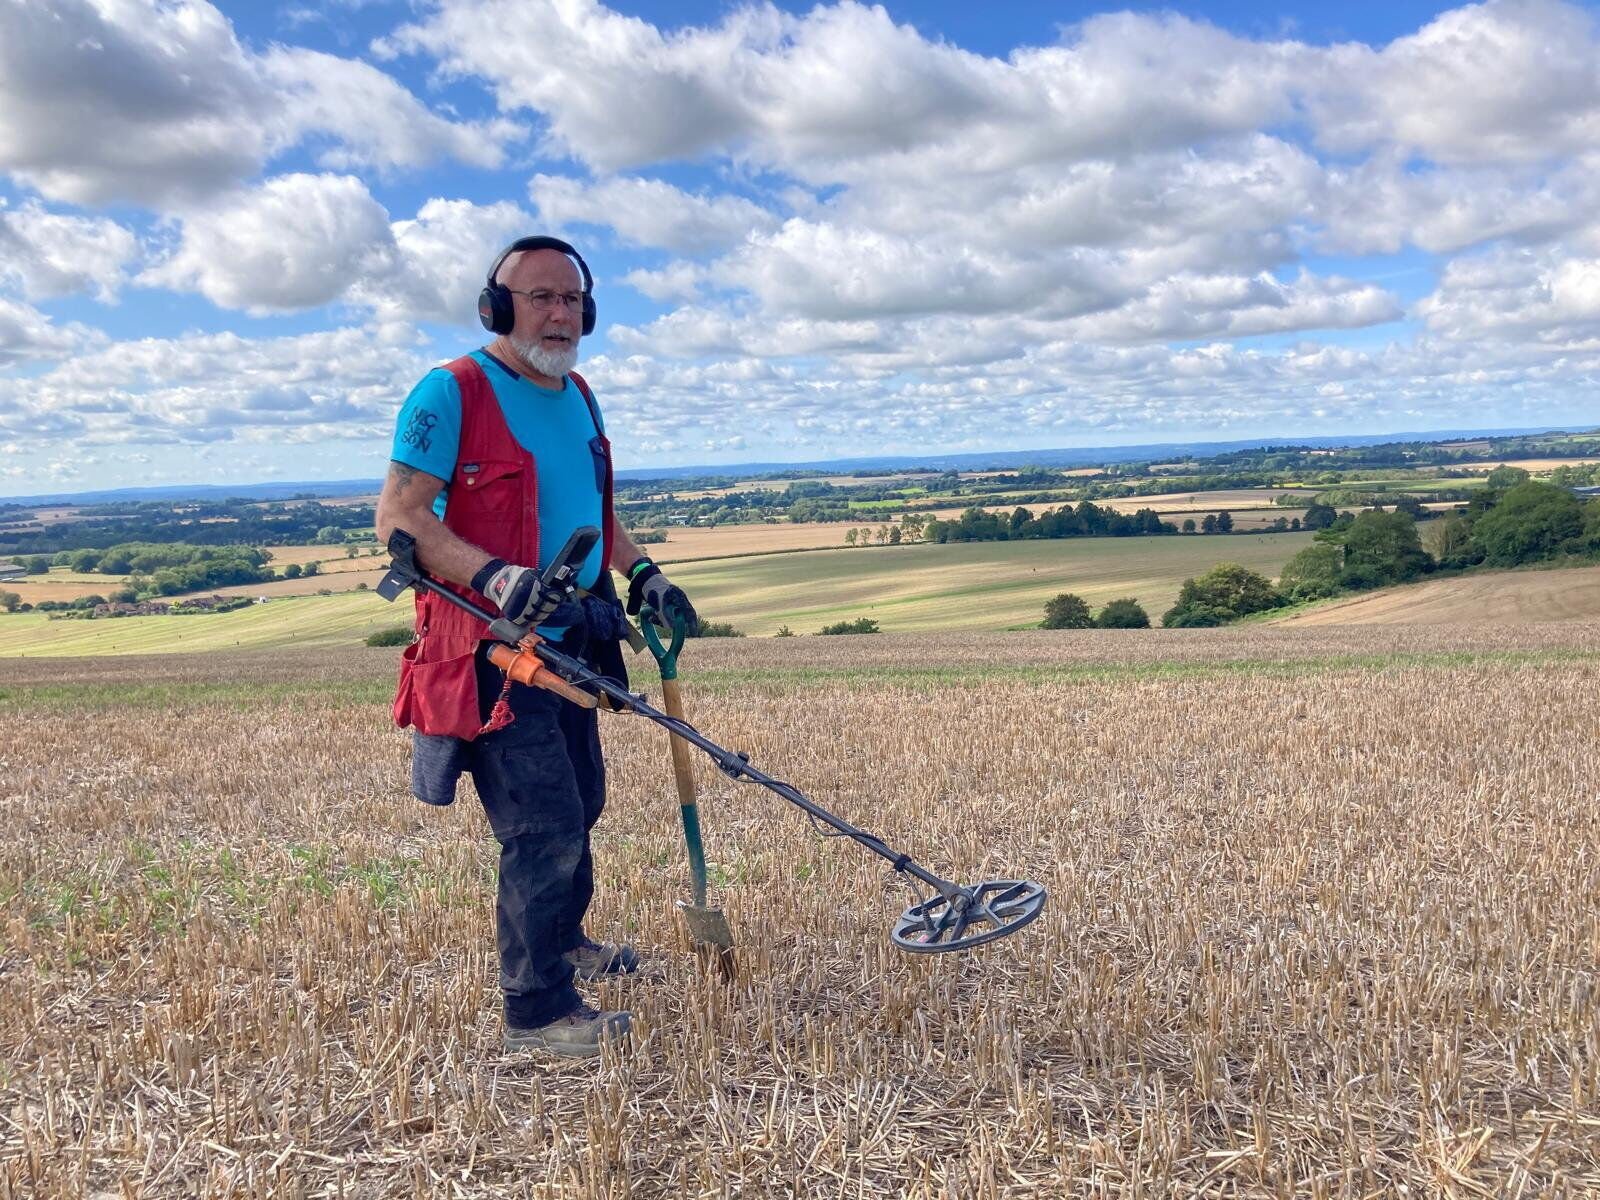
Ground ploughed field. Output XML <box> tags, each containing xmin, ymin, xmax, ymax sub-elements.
<box><xmin>3</xmin><ymin>624</ymin><xmax>1599</xmax><ymax>1197</ymax></box>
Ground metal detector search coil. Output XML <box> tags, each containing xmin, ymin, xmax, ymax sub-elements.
<box><xmin>891</xmin><ymin>879</ymin><xmax>1047</xmax><ymax>953</ymax></box>
<box><xmin>381</xmin><ymin>528</ymin><xmax>1049</xmax><ymax>956</ymax></box>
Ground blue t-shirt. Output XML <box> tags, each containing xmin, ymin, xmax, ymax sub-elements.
<box><xmin>390</xmin><ymin>349</ymin><xmax>607</xmax><ymax>594</ymax></box>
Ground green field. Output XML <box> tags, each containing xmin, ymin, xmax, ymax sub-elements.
<box><xmin>0</xmin><ymin>592</ymin><xmax>400</xmax><ymax>657</ymax></box>
<box><xmin>670</xmin><ymin>530</ymin><xmax>1314</xmax><ymax>635</ymax></box>
<box><xmin>0</xmin><ymin>532</ymin><xmax>1314</xmax><ymax>654</ymax></box>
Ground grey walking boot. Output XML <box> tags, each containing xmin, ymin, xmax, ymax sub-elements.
<box><xmin>564</xmin><ymin>936</ymin><xmax>640</xmax><ymax>981</ymax></box>
<box><xmin>504</xmin><ymin>1003</ymin><xmax>631</xmax><ymax>1058</ymax></box>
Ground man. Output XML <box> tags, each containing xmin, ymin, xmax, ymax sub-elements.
<box><xmin>375</xmin><ymin>236</ymin><xmax>698</xmax><ymax>1058</ymax></box>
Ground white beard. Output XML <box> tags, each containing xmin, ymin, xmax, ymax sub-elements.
<box><xmin>511</xmin><ymin>333</ymin><xmax>579</xmax><ymax>380</ymax></box>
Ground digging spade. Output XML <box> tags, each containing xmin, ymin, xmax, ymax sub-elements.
<box><xmin>640</xmin><ymin>607</ymin><xmax>737</xmax><ymax>981</ymax></box>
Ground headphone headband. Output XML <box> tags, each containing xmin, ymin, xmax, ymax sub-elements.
<box><xmin>486</xmin><ymin>235</ymin><xmax>593</xmax><ymax>294</ymax></box>
<box><xmin>479</xmin><ymin>235</ymin><xmax>596</xmax><ymax>337</ymax></box>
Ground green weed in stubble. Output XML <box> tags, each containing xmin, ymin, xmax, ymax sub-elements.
<box><xmin>680</xmin><ymin>647</ymin><xmax>1600</xmax><ymax>695</ymax></box>
<box><xmin>0</xmin><ymin>679</ymin><xmax>391</xmax><ymax>713</ymax></box>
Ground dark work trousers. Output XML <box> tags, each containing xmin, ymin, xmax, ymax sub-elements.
<box><xmin>412</xmin><ymin>644</ymin><xmax>606</xmax><ymax>1030</ymax></box>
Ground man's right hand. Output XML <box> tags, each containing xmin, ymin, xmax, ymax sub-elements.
<box><xmin>472</xmin><ymin>559</ymin><xmax>568</xmax><ymax>626</ymax></box>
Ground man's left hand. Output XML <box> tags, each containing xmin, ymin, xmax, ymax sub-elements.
<box><xmin>626</xmin><ymin>560</ymin><xmax>699</xmax><ymax>634</ymax></box>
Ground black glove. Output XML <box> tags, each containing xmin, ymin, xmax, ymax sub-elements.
<box><xmin>543</xmin><ymin>595</ymin><xmax>588</xmax><ymax>636</ymax></box>
<box><xmin>580</xmin><ymin>594</ymin><xmax>630</xmax><ymax>643</ymax></box>
<box><xmin>472</xmin><ymin>558</ymin><xmax>569</xmax><ymax>627</ymax></box>
<box><xmin>626</xmin><ymin>559</ymin><xmax>698</xmax><ymax>633</ymax></box>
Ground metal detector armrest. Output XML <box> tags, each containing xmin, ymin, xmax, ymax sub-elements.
<box><xmin>376</xmin><ymin>529</ymin><xmax>422</xmax><ymax>602</ymax></box>
<box><xmin>377</xmin><ymin>528</ymin><xmax>525</xmax><ymax>644</ymax></box>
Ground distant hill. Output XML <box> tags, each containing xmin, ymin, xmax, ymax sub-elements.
<box><xmin>0</xmin><ymin>480</ymin><xmax>386</xmax><ymax>506</ymax></box>
<box><xmin>615</xmin><ymin>426</ymin><xmax>1584</xmax><ymax>481</ymax></box>
<box><xmin>0</xmin><ymin>424</ymin><xmax>1584</xmax><ymax>505</ymax></box>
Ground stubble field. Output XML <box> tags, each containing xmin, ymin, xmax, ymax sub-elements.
<box><xmin>2</xmin><ymin>623</ymin><xmax>1599</xmax><ymax>1197</ymax></box>
<box><xmin>1272</xmin><ymin>563</ymin><xmax>1600</xmax><ymax>626</ymax></box>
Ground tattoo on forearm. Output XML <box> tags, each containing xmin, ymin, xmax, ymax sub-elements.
<box><xmin>390</xmin><ymin>462</ymin><xmax>420</xmax><ymax>494</ymax></box>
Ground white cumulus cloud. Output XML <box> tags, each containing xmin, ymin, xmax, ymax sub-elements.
<box><xmin>530</xmin><ymin>174</ymin><xmax>780</xmax><ymax>255</ymax></box>
<box><xmin>0</xmin><ymin>203</ymin><xmax>140</xmax><ymax>301</ymax></box>
<box><xmin>0</xmin><ymin>0</ymin><xmax>519</xmax><ymax>209</ymax></box>
<box><xmin>141</xmin><ymin>174</ymin><xmax>397</xmax><ymax>314</ymax></box>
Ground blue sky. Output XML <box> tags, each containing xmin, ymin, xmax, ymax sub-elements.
<box><xmin>1</xmin><ymin>0</ymin><xmax>1597</xmax><ymax>495</ymax></box>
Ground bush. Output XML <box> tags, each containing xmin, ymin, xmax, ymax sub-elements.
<box><xmin>0</xmin><ymin>588</ymin><xmax>19</xmax><ymax>613</ymax></box>
<box><xmin>817</xmin><ymin>617</ymin><xmax>880</xmax><ymax>635</ymax></box>
<box><xmin>1095</xmin><ymin>598</ymin><xmax>1149</xmax><ymax>628</ymax></box>
<box><xmin>1485</xmin><ymin>465</ymin><xmax>1531</xmax><ymax>489</ymax></box>
<box><xmin>1040</xmin><ymin>593</ymin><xmax>1092</xmax><ymax>629</ymax></box>
<box><xmin>303</xmin><ymin>561</ymin><xmax>321</xmax><ymax>577</ymax></box>
<box><xmin>1302</xmin><ymin>503</ymin><xmax>1338</xmax><ymax>530</ymax></box>
<box><xmin>282</xmin><ymin>563</ymin><xmax>303</xmax><ymax>579</ymax></box>
<box><xmin>1471</xmin><ymin>481</ymin><xmax>1587</xmax><ymax>567</ymax></box>
<box><xmin>1162</xmin><ymin>563</ymin><xmax>1283</xmax><ymax>627</ymax></box>
<box><xmin>365</xmin><ymin>625</ymin><xmax>415</xmax><ymax>647</ymax></box>
<box><xmin>689</xmin><ymin>619</ymin><xmax>743</xmax><ymax>638</ymax></box>
<box><xmin>1278</xmin><ymin>543</ymin><xmax>1343</xmax><ymax>602</ymax></box>
<box><xmin>1424</xmin><ymin>512</ymin><xmax>1480</xmax><ymax>569</ymax></box>
<box><xmin>1339</xmin><ymin>510</ymin><xmax>1430</xmax><ymax>588</ymax></box>
<box><xmin>775</xmin><ymin>625</ymin><xmax>795</xmax><ymax>637</ymax></box>
<box><xmin>169</xmin><ymin>597</ymin><xmax>252</xmax><ymax>616</ymax></box>
<box><xmin>1164</xmin><ymin>604</ymin><xmax>1234</xmax><ymax>628</ymax></box>
<box><xmin>23</xmin><ymin>557</ymin><xmax>48</xmax><ymax>575</ymax></box>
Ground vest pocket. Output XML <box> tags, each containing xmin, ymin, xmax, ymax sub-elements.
<box><xmin>456</xmin><ymin>458</ymin><xmax>522</xmax><ymax>497</ymax></box>
<box><xmin>393</xmin><ymin>628</ymin><xmax>483</xmax><ymax>740</ymax></box>
<box><xmin>588</xmin><ymin>435</ymin><xmax>609</xmax><ymax>493</ymax></box>
<box><xmin>453</xmin><ymin>458</ymin><xmax>525</xmax><ymax>547</ymax></box>
<box><xmin>395</xmin><ymin>641</ymin><xmax>483</xmax><ymax>740</ymax></box>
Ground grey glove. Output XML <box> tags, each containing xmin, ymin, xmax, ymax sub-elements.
<box><xmin>472</xmin><ymin>558</ymin><xmax>569</xmax><ymax>627</ymax></box>
<box><xmin>625</xmin><ymin>559</ymin><xmax>698</xmax><ymax>633</ymax></box>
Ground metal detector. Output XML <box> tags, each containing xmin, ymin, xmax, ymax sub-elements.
<box><xmin>379</xmin><ymin>529</ymin><xmax>1047</xmax><ymax>954</ymax></box>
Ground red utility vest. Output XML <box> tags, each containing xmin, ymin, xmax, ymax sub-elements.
<box><xmin>392</xmin><ymin>355</ymin><xmax>614</xmax><ymax>740</ymax></box>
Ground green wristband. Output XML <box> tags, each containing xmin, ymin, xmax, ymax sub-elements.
<box><xmin>627</xmin><ymin>557</ymin><xmax>655</xmax><ymax>580</ymax></box>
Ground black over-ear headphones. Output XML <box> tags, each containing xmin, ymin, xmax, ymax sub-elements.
<box><xmin>478</xmin><ymin>235</ymin><xmax>596</xmax><ymax>337</ymax></box>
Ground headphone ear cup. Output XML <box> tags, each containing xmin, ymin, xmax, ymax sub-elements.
<box><xmin>478</xmin><ymin>284</ymin><xmax>515</xmax><ymax>335</ymax></box>
<box><xmin>581</xmin><ymin>295</ymin><xmax>597</xmax><ymax>337</ymax></box>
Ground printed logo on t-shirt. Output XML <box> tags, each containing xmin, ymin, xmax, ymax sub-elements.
<box><xmin>402</xmin><ymin>409</ymin><xmax>438</xmax><ymax>452</ymax></box>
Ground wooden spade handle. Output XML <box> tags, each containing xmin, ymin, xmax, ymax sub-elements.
<box><xmin>660</xmin><ymin>676</ymin><xmax>698</xmax><ymax>808</ymax></box>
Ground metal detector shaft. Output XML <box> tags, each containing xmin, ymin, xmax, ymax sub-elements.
<box><xmin>527</xmin><ymin>640</ymin><xmax>963</xmax><ymax>901</ymax></box>
<box><xmin>380</xmin><ymin>533</ymin><xmax>956</xmax><ymax>898</ymax></box>
<box><xmin>380</xmin><ymin>531</ymin><xmax>1047</xmax><ymax>951</ymax></box>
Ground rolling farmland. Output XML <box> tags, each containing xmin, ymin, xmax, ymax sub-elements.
<box><xmin>0</xmin><ymin>592</ymin><xmax>398</xmax><ymax>656</ymax></box>
<box><xmin>2</xmin><ymin>624</ymin><xmax>1598</xmax><ymax>1196</ymax></box>
<box><xmin>667</xmin><ymin>532</ymin><xmax>1314</xmax><ymax>635</ymax></box>
<box><xmin>0</xmin><ymin>533</ymin><xmax>1315</xmax><ymax>654</ymax></box>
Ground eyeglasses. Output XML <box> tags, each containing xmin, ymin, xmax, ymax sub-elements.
<box><xmin>506</xmin><ymin>289</ymin><xmax>585</xmax><ymax>313</ymax></box>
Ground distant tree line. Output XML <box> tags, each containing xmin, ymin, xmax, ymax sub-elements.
<box><xmin>0</xmin><ymin>500</ymin><xmax>375</xmax><ymax>557</ymax></box>
<box><xmin>26</xmin><ymin>542</ymin><xmax>276</xmax><ymax>601</ymax></box>
<box><xmin>924</xmin><ymin>502</ymin><xmax>1174</xmax><ymax>543</ymax></box>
